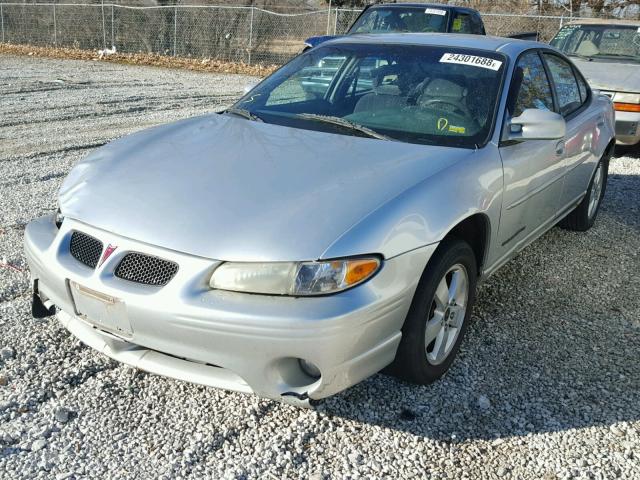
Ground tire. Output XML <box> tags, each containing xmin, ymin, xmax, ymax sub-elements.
<box><xmin>559</xmin><ymin>155</ymin><xmax>609</xmax><ymax>231</ymax></box>
<box><xmin>389</xmin><ymin>238</ymin><xmax>477</xmax><ymax>385</ymax></box>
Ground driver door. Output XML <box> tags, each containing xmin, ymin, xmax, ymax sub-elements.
<box><xmin>496</xmin><ymin>50</ymin><xmax>566</xmax><ymax>259</ymax></box>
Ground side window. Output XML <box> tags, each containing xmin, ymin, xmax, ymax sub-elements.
<box><xmin>512</xmin><ymin>51</ymin><xmax>554</xmax><ymax>116</ymax></box>
<box><xmin>451</xmin><ymin>12</ymin><xmax>472</xmax><ymax>33</ymax></box>
<box><xmin>543</xmin><ymin>54</ymin><xmax>583</xmax><ymax>116</ymax></box>
<box><xmin>471</xmin><ymin>14</ymin><xmax>485</xmax><ymax>34</ymax></box>
<box><xmin>576</xmin><ymin>71</ymin><xmax>589</xmax><ymax>103</ymax></box>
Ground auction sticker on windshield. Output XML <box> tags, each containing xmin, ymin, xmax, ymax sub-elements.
<box><xmin>425</xmin><ymin>8</ymin><xmax>446</xmax><ymax>15</ymax></box>
<box><xmin>440</xmin><ymin>53</ymin><xmax>503</xmax><ymax>71</ymax></box>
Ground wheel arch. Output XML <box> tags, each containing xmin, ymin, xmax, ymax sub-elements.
<box><xmin>439</xmin><ymin>213</ymin><xmax>491</xmax><ymax>277</ymax></box>
<box><xmin>604</xmin><ymin>137</ymin><xmax>616</xmax><ymax>162</ymax></box>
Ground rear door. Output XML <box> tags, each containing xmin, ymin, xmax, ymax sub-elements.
<box><xmin>541</xmin><ymin>52</ymin><xmax>599</xmax><ymax>210</ymax></box>
<box><xmin>497</xmin><ymin>49</ymin><xmax>565</xmax><ymax>256</ymax></box>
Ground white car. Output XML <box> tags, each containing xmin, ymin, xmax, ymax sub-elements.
<box><xmin>551</xmin><ymin>19</ymin><xmax>640</xmax><ymax>146</ymax></box>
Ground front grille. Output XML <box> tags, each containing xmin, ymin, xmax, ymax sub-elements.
<box><xmin>69</xmin><ymin>231</ymin><xmax>103</xmax><ymax>269</ymax></box>
<box><xmin>114</xmin><ymin>253</ymin><xmax>178</xmax><ymax>286</ymax></box>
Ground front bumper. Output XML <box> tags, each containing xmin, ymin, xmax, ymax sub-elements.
<box><xmin>24</xmin><ymin>215</ymin><xmax>434</xmax><ymax>405</ymax></box>
<box><xmin>614</xmin><ymin>110</ymin><xmax>640</xmax><ymax>146</ymax></box>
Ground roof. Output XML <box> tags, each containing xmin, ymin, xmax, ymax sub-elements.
<box><xmin>369</xmin><ymin>3</ymin><xmax>478</xmax><ymax>13</ymax></box>
<box><xmin>326</xmin><ymin>32</ymin><xmax>545</xmax><ymax>56</ymax></box>
<box><xmin>566</xmin><ymin>18</ymin><xmax>640</xmax><ymax>27</ymax></box>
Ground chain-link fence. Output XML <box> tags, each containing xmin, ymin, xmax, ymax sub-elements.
<box><xmin>0</xmin><ymin>2</ymin><xmax>629</xmax><ymax>65</ymax></box>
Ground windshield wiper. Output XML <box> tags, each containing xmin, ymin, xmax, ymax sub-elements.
<box><xmin>224</xmin><ymin>107</ymin><xmax>263</xmax><ymax>122</ymax></box>
<box><xmin>295</xmin><ymin>113</ymin><xmax>391</xmax><ymax>141</ymax></box>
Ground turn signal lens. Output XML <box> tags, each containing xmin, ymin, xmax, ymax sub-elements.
<box><xmin>345</xmin><ymin>259</ymin><xmax>381</xmax><ymax>285</ymax></box>
<box><xmin>614</xmin><ymin>102</ymin><xmax>640</xmax><ymax>112</ymax></box>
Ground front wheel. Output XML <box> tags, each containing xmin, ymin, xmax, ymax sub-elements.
<box><xmin>390</xmin><ymin>239</ymin><xmax>477</xmax><ymax>385</ymax></box>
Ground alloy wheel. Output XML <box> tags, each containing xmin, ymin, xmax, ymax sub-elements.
<box><xmin>588</xmin><ymin>163</ymin><xmax>604</xmax><ymax>220</ymax></box>
<box><xmin>425</xmin><ymin>264</ymin><xmax>469</xmax><ymax>365</ymax></box>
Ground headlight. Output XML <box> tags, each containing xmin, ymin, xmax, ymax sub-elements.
<box><xmin>613</xmin><ymin>92</ymin><xmax>640</xmax><ymax>112</ymax></box>
<box><xmin>54</xmin><ymin>208</ymin><xmax>65</xmax><ymax>229</ymax></box>
<box><xmin>210</xmin><ymin>257</ymin><xmax>381</xmax><ymax>296</ymax></box>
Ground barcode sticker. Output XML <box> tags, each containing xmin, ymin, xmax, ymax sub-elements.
<box><xmin>425</xmin><ymin>8</ymin><xmax>446</xmax><ymax>16</ymax></box>
<box><xmin>440</xmin><ymin>53</ymin><xmax>503</xmax><ymax>71</ymax></box>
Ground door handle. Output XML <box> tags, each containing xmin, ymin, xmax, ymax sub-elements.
<box><xmin>555</xmin><ymin>141</ymin><xmax>565</xmax><ymax>156</ymax></box>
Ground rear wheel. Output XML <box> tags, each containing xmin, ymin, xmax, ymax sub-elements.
<box><xmin>559</xmin><ymin>156</ymin><xmax>608</xmax><ymax>231</ymax></box>
<box><xmin>390</xmin><ymin>239</ymin><xmax>477</xmax><ymax>384</ymax></box>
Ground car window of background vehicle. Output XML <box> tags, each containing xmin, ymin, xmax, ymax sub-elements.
<box><xmin>551</xmin><ymin>24</ymin><xmax>640</xmax><ymax>63</ymax></box>
<box><xmin>451</xmin><ymin>12</ymin><xmax>482</xmax><ymax>34</ymax></box>
<box><xmin>349</xmin><ymin>8</ymin><xmax>449</xmax><ymax>34</ymax></box>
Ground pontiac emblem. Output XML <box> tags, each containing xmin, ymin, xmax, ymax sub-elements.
<box><xmin>98</xmin><ymin>244</ymin><xmax>118</xmax><ymax>267</ymax></box>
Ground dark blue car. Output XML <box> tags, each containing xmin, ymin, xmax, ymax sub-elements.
<box><xmin>303</xmin><ymin>3</ymin><xmax>486</xmax><ymax>51</ymax></box>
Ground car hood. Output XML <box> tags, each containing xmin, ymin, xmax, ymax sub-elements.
<box><xmin>59</xmin><ymin>114</ymin><xmax>470</xmax><ymax>261</ymax></box>
<box><xmin>571</xmin><ymin>57</ymin><xmax>640</xmax><ymax>92</ymax></box>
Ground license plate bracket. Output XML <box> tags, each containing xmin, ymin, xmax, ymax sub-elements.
<box><xmin>69</xmin><ymin>281</ymin><xmax>133</xmax><ymax>337</ymax></box>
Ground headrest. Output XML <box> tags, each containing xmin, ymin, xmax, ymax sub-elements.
<box><xmin>422</xmin><ymin>78</ymin><xmax>467</xmax><ymax>99</ymax></box>
<box><xmin>371</xmin><ymin>64</ymin><xmax>405</xmax><ymax>95</ymax></box>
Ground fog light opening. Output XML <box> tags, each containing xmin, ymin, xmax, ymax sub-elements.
<box><xmin>299</xmin><ymin>359</ymin><xmax>321</xmax><ymax>379</ymax></box>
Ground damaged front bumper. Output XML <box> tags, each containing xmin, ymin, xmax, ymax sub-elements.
<box><xmin>24</xmin><ymin>215</ymin><xmax>433</xmax><ymax>406</ymax></box>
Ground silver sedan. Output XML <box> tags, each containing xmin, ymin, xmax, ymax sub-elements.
<box><xmin>25</xmin><ymin>34</ymin><xmax>615</xmax><ymax>407</ymax></box>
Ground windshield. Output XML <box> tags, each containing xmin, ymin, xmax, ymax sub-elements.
<box><xmin>550</xmin><ymin>24</ymin><xmax>640</xmax><ymax>63</ymax></box>
<box><xmin>348</xmin><ymin>7</ymin><xmax>449</xmax><ymax>34</ymax></box>
<box><xmin>232</xmin><ymin>44</ymin><xmax>506</xmax><ymax>148</ymax></box>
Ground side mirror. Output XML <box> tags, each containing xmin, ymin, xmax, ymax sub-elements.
<box><xmin>243</xmin><ymin>81</ymin><xmax>259</xmax><ymax>95</ymax></box>
<box><xmin>507</xmin><ymin>108</ymin><xmax>566</xmax><ymax>141</ymax></box>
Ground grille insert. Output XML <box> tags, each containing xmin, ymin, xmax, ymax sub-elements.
<box><xmin>69</xmin><ymin>231</ymin><xmax>103</xmax><ymax>269</ymax></box>
<box><xmin>114</xmin><ymin>253</ymin><xmax>178</xmax><ymax>286</ymax></box>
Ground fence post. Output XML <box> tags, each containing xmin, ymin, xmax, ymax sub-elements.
<box><xmin>1</xmin><ymin>4</ymin><xmax>5</xmax><ymax>44</ymax></box>
<box><xmin>326</xmin><ymin>0</ymin><xmax>332</xmax><ymax>35</ymax></box>
<box><xmin>247</xmin><ymin>7</ymin><xmax>254</xmax><ymax>65</ymax></box>
<box><xmin>173</xmin><ymin>7</ymin><xmax>177</xmax><ymax>56</ymax></box>
<box><xmin>101</xmin><ymin>1</ymin><xmax>107</xmax><ymax>49</ymax></box>
<box><xmin>53</xmin><ymin>4</ymin><xmax>57</xmax><ymax>46</ymax></box>
<box><xmin>333</xmin><ymin>8</ymin><xmax>338</xmax><ymax>35</ymax></box>
<box><xmin>111</xmin><ymin>5</ymin><xmax>114</xmax><ymax>48</ymax></box>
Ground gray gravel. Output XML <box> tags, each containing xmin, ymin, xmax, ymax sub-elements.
<box><xmin>1</xmin><ymin>54</ymin><xmax>640</xmax><ymax>480</ymax></box>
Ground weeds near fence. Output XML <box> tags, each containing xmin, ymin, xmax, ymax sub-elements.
<box><xmin>0</xmin><ymin>43</ymin><xmax>278</xmax><ymax>76</ymax></box>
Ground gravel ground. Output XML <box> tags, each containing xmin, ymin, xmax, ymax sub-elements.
<box><xmin>1</xmin><ymin>55</ymin><xmax>639</xmax><ymax>480</ymax></box>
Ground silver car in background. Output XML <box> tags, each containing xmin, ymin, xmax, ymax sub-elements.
<box><xmin>550</xmin><ymin>19</ymin><xmax>640</xmax><ymax>146</ymax></box>
<box><xmin>25</xmin><ymin>35</ymin><xmax>615</xmax><ymax>407</ymax></box>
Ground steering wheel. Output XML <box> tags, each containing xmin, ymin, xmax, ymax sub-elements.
<box><xmin>421</xmin><ymin>98</ymin><xmax>470</xmax><ymax>117</ymax></box>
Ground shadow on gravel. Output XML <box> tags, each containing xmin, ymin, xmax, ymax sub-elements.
<box><xmin>320</xmin><ymin>164</ymin><xmax>640</xmax><ymax>442</ymax></box>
